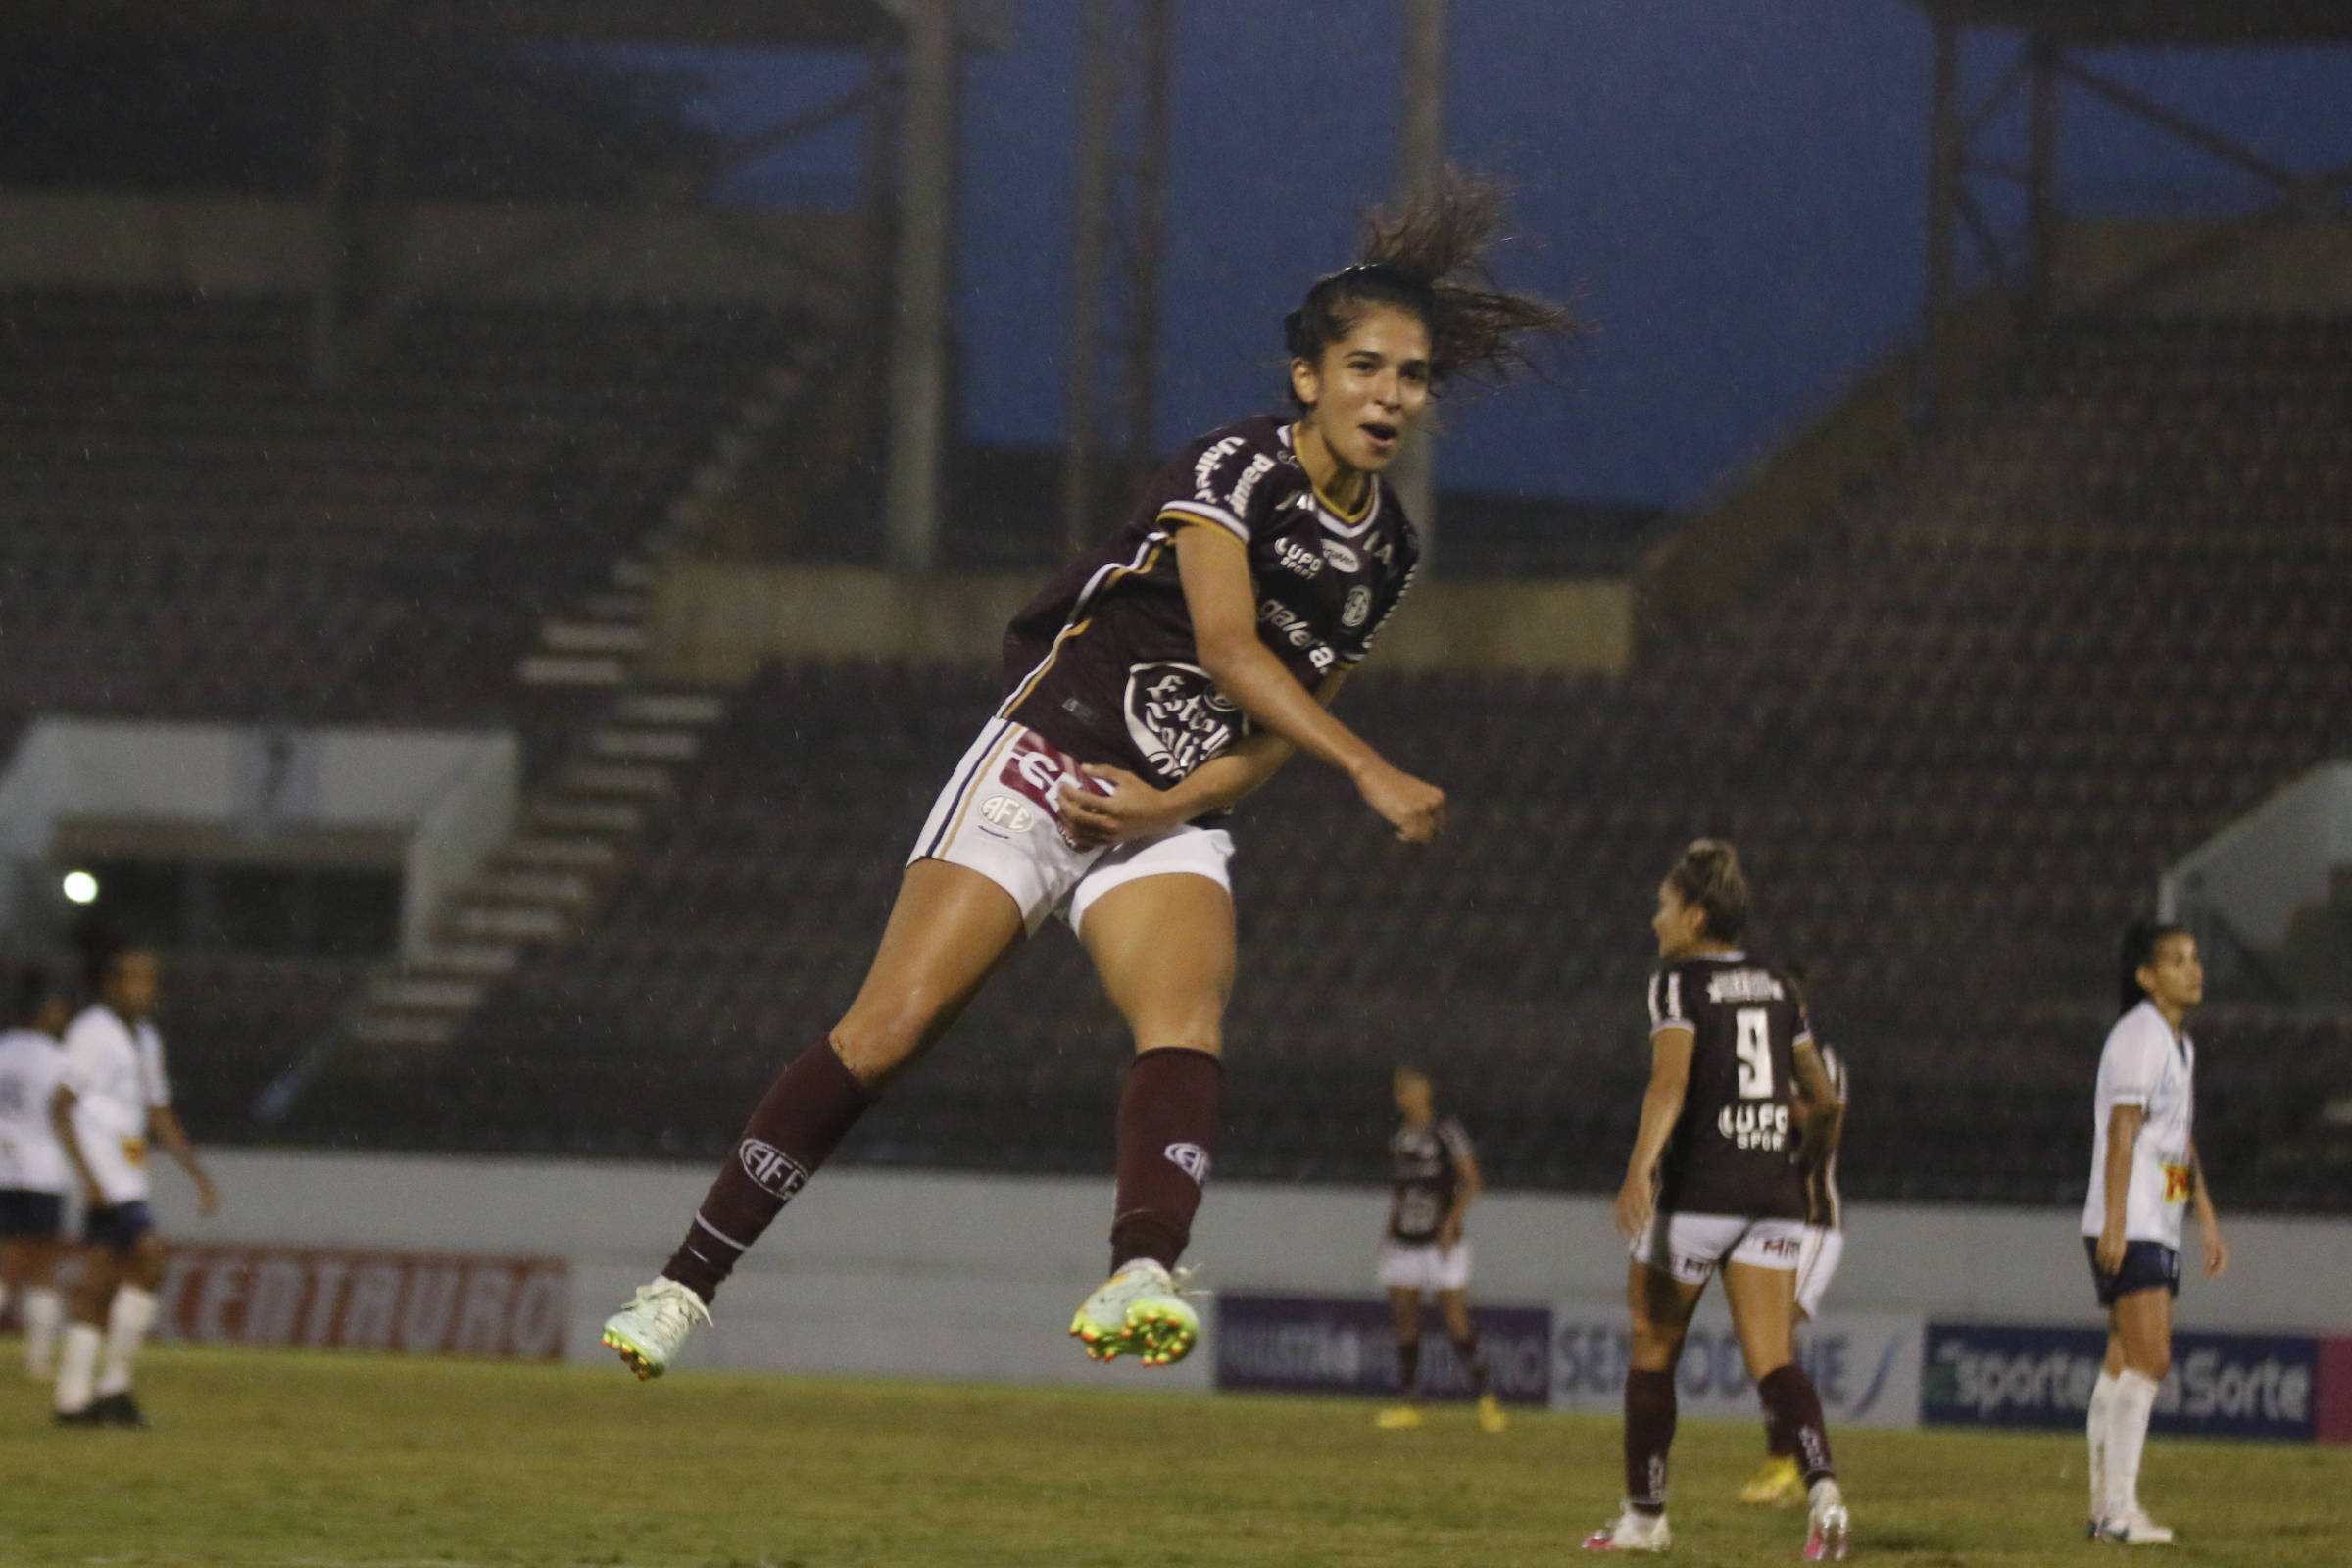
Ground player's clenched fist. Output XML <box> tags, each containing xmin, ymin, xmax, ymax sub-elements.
<box><xmin>1353</xmin><ymin>759</ymin><xmax>1446</xmax><ymax>843</ymax></box>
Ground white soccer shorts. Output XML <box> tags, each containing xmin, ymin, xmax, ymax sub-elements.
<box><xmin>909</xmin><ymin>718</ymin><xmax>1235</xmax><ymax>935</ymax></box>
<box><xmin>1377</xmin><ymin>1238</ymin><xmax>1473</xmax><ymax>1295</ymax></box>
<box><xmin>1631</xmin><ymin>1212</ymin><xmax>1809</xmax><ymax>1285</ymax></box>
<box><xmin>1793</xmin><ymin>1226</ymin><xmax>1843</xmax><ymax>1317</ymax></box>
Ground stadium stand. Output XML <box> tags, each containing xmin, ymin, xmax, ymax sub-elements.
<box><xmin>269</xmin><ymin>312</ymin><xmax>2352</xmax><ymax>1212</ymax></box>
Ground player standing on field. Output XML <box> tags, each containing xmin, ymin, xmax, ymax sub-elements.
<box><xmin>50</xmin><ymin>938</ymin><xmax>220</xmax><ymax>1427</ymax></box>
<box><xmin>1742</xmin><ymin>990</ymin><xmax>1847</xmax><ymax>1508</ymax></box>
<box><xmin>2082</xmin><ymin>921</ymin><xmax>2228</xmax><ymax>1545</ymax></box>
<box><xmin>0</xmin><ymin>966</ymin><xmax>74</xmax><ymax>1378</ymax></box>
<box><xmin>600</xmin><ymin>172</ymin><xmax>1574</xmax><ymax>1381</ymax></box>
<box><xmin>1585</xmin><ymin>841</ymin><xmax>1850</xmax><ymax>1560</ymax></box>
<box><xmin>1374</xmin><ymin>1065</ymin><xmax>1505</xmax><ymax>1434</ymax></box>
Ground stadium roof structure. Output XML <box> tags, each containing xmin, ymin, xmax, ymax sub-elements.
<box><xmin>0</xmin><ymin>0</ymin><xmax>1010</xmax><ymax>48</ymax></box>
<box><xmin>1905</xmin><ymin>0</ymin><xmax>2352</xmax><ymax>46</ymax></box>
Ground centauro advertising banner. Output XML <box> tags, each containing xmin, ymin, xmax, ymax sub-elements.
<box><xmin>150</xmin><ymin>1244</ymin><xmax>569</xmax><ymax>1360</ymax></box>
<box><xmin>1548</xmin><ymin>1304</ymin><xmax>1924</xmax><ymax>1430</ymax></box>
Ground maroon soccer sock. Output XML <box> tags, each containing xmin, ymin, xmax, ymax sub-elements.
<box><xmin>1758</xmin><ymin>1363</ymin><xmax>1836</xmax><ymax>1486</ymax></box>
<box><xmin>1765</xmin><ymin>1405</ymin><xmax>1796</xmax><ymax>1459</ymax></box>
<box><xmin>1450</xmin><ymin>1331</ymin><xmax>1490</xmax><ymax>1397</ymax></box>
<box><xmin>1396</xmin><ymin>1338</ymin><xmax>1422</xmax><ymax>1397</ymax></box>
<box><xmin>1625</xmin><ymin>1368</ymin><xmax>1678</xmax><ymax>1514</ymax></box>
<box><xmin>1107</xmin><ymin>1046</ymin><xmax>1223</xmax><ymax>1272</ymax></box>
<box><xmin>662</xmin><ymin>1038</ymin><xmax>875</xmax><ymax>1303</ymax></box>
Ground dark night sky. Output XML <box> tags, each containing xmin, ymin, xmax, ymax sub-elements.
<box><xmin>661</xmin><ymin>2</ymin><xmax>2352</xmax><ymax>508</ymax></box>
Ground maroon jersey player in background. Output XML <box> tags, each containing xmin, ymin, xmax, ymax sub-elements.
<box><xmin>599</xmin><ymin>171</ymin><xmax>1573</xmax><ymax>1380</ymax></box>
<box><xmin>1585</xmin><ymin>841</ymin><xmax>1850</xmax><ymax>1560</ymax></box>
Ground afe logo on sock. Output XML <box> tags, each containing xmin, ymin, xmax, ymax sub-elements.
<box><xmin>739</xmin><ymin>1139</ymin><xmax>809</xmax><ymax>1200</ymax></box>
<box><xmin>1163</xmin><ymin>1142</ymin><xmax>1211</xmax><ymax>1187</ymax></box>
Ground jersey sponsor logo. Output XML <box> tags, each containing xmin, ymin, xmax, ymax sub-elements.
<box><xmin>1717</xmin><ymin>1102</ymin><xmax>1791</xmax><ymax>1152</ymax></box>
<box><xmin>1194</xmin><ymin>435</ymin><xmax>1248</xmax><ymax>504</ymax></box>
<box><xmin>1273</xmin><ymin>539</ymin><xmax>1324</xmax><ymax>578</ymax></box>
<box><xmin>976</xmin><ymin>793</ymin><xmax>1036</xmax><ymax>835</ymax></box>
<box><xmin>1341</xmin><ymin>584</ymin><xmax>1373</xmax><ymax>629</ymax></box>
<box><xmin>2162</xmin><ymin>1162</ymin><xmax>2191</xmax><ymax>1202</ymax></box>
<box><xmin>1164</xmin><ymin>1142</ymin><xmax>1211</xmax><ymax>1186</ymax></box>
<box><xmin>738</xmin><ymin>1139</ymin><xmax>808</xmax><ymax>1201</ymax></box>
<box><xmin>1228</xmin><ymin>452</ymin><xmax>1279</xmax><ymax>517</ymax></box>
<box><xmin>1707</xmin><ymin>969</ymin><xmax>1787</xmax><ymax>1003</ymax></box>
<box><xmin>1320</xmin><ymin>539</ymin><xmax>1360</xmax><ymax>572</ymax></box>
<box><xmin>1123</xmin><ymin>662</ymin><xmax>1241</xmax><ymax>781</ymax></box>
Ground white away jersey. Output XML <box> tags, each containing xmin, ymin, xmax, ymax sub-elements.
<box><xmin>59</xmin><ymin>1004</ymin><xmax>172</xmax><ymax>1205</ymax></box>
<box><xmin>2081</xmin><ymin>1001</ymin><xmax>2195</xmax><ymax>1248</ymax></box>
<box><xmin>0</xmin><ymin>1027</ymin><xmax>70</xmax><ymax>1194</ymax></box>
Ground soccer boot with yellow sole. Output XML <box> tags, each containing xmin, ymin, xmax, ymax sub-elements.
<box><xmin>1581</xmin><ymin>1506</ymin><xmax>1671</xmax><ymax>1553</ymax></box>
<box><xmin>1740</xmin><ymin>1454</ymin><xmax>1804</xmax><ymax>1506</ymax></box>
<box><xmin>1374</xmin><ymin>1404</ymin><xmax>1424</xmax><ymax>1430</ymax></box>
<box><xmin>1804</xmin><ymin>1479</ymin><xmax>1851</xmax><ymax>1561</ymax></box>
<box><xmin>2095</xmin><ymin>1508</ymin><xmax>2175</xmax><ymax>1545</ymax></box>
<box><xmin>1068</xmin><ymin>1260</ymin><xmax>1200</xmax><ymax>1366</ymax></box>
<box><xmin>1477</xmin><ymin>1393</ymin><xmax>1509</xmax><ymax>1433</ymax></box>
<box><xmin>601</xmin><ymin>1277</ymin><xmax>710</xmax><ymax>1381</ymax></box>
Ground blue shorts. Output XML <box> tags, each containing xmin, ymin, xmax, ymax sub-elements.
<box><xmin>0</xmin><ymin>1189</ymin><xmax>66</xmax><ymax>1240</ymax></box>
<box><xmin>2084</xmin><ymin>1237</ymin><xmax>2180</xmax><ymax>1307</ymax></box>
<box><xmin>83</xmin><ymin>1200</ymin><xmax>155</xmax><ymax>1255</ymax></box>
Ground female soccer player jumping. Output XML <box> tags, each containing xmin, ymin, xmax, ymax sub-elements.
<box><xmin>1585</xmin><ymin>841</ymin><xmax>1849</xmax><ymax>1559</ymax></box>
<box><xmin>602</xmin><ymin>172</ymin><xmax>1570</xmax><ymax>1379</ymax></box>
<box><xmin>2082</xmin><ymin>921</ymin><xmax>2228</xmax><ymax>1545</ymax></box>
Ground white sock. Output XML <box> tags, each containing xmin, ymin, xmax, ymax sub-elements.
<box><xmin>24</xmin><ymin>1287</ymin><xmax>65</xmax><ymax>1378</ymax></box>
<box><xmin>54</xmin><ymin>1322</ymin><xmax>102</xmax><ymax>1413</ymax></box>
<box><xmin>2086</xmin><ymin>1370</ymin><xmax>2120</xmax><ymax>1518</ymax></box>
<box><xmin>2104</xmin><ymin>1368</ymin><xmax>2160</xmax><ymax>1520</ymax></box>
<box><xmin>93</xmin><ymin>1286</ymin><xmax>157</xmax><ymax>1398</ymax></box>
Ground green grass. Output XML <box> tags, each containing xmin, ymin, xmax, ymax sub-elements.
<box><xmin>1</xmin><ymin>1348</ymin><xmax>2346</xmax><ymax>1566</ymax></box>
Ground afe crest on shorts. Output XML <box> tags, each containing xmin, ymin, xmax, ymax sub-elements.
<box><xmin>738</xmin><ymin>1139</ymin><xmax>808</xmax><ymax>1200</ymax></box>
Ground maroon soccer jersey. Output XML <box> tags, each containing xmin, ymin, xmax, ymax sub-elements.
<box><xmin>1646</xmin><ymin>954</ymin><xmax>1812</xmax><ymax>1221</ymax></box>
<box><xmin>998</xmin><ymin>415</ymin><xmax>1419</xmax><ymax>793</ymax></box>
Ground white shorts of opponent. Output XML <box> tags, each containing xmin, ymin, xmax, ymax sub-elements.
<box><xmin>1630</xmin><ymin>1212</ymin><xmax>1810</xmax><ymax>1286</ymax></box>
<box><xmin>1377</xmin><ymin>1238</ymin><xmax>1473</xmax><ymax>1295</ymax></box>
<box><xmin>910</xmin><ymin>719</ymin><xmax>1236</xmax><ymax>936</ymax></box>
<box><xmin>1793</xmin><ymin>1226</ymin><xmax>1843</xmax><ymax>1319</ymax></box>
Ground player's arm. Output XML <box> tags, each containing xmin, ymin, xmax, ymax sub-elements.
<box><xmin>1174</xmin><ymin>524</ymin><xmax>1443</xmax><ymax>843</ymax></box>
<box><xmin>47</xmin><ymin>1083</ymin><xmax>102</xmax><ymax>1206</ymax></box>
<box><xmin>1437</xmin><ymin>1135</ymin><xmax>1484</xmax><ymax>1251</ymax></box>
<box><xmin>1059</xmin><ymin>672</ymin><xmax>1348</xmax><ymax>847</ymax></box>
<box><xmin>1616</xmin><ymin>1026</ymin><xmax>1694</xmax><ymax>1241</ymax></box>
<box><xmin>2097</xmin><ymin>1102</ymin><xmax>2143</xmax><ymax>1273</ymax></box>
<box><xmin>1790</xmin><ymin>1038</ymin><xmax>1843</xmax><ymax>1169</ymax></box>
<box><xmin>2188</xmin><ymin>1139</ymin><xmax>2227</xmax><ymax>1279</ymax></box>
<box><xmin>146</xmin><ymin>1104</ymin><xmax>220</xmax><ymax>1216</ymax></box>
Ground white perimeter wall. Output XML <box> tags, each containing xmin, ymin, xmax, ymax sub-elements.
<box><xmin>143</xmin><ymin>1150</ymin><xmax>2352</xmax><ymax>1393</ymax></box>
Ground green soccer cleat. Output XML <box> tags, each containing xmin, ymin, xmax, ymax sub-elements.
<box><xmin>1068</xmin><ymin>1260</ymin><xmax>1202</xmax><ymax>1367</ymax></box>
<box><xmin>601</xmin><ymin>1277</ymin><xmax>711</xmax><ymax>1381</ymax></box>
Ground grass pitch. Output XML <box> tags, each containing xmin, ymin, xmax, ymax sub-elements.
<box><xmin>1</xmin><ymin>1348</ymin><xmax>2346</xmax><ymax>1567</ymax></box>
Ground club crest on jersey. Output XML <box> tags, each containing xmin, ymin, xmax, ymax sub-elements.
<box><xmin>1341</xmin><ymin>584</ymin><xmax>1373</xmax><ymax>628</ymax></box>
<box><xmin>1320</xmin><ymin>539</ymin><xmax>1360</xmax><ymax>572</ymax></box>
<box><xmin>1274</xmin><ymin>539</ymin><xmax>1324</xmax><ymax>578</ymax></box>
<box><xmin>738</xmin><ymin>1139</ymin><xmax>808</xmax><ymax>1200</ymax></box>
<box><xmin>1164</xmin><ymin>1142</ymin><xmax>1212</xmax><ymax>1186</ymax></box>
<box><xmin>1124</xmin><ymin>662</ymin><xmax>1240</xmax><ymax>782</ymax></box>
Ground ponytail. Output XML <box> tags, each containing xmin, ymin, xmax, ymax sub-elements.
<box><xmin>1666</xmin><ymin>838</ymin><xmax>1750</xmax><ymax>946</ymax></box>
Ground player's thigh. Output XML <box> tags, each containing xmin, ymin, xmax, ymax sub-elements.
<box><xmin>1722</xmin><ymin>1259</ymin><xmax>1800</xmax><ymax>1381</ymax></box>
<box><xmin>1436</xmin><ymin>1288</ymin><xmax>1474</xmax><ymax>1338</ymax></box>
<box><xmin>1626</xmin><ymin>1259</ymin><xmax>1705</xmax><ymax>1370</ymax></box>
<box><xmin>123</xmin><ymin>1230</ymin><xmax>168</xmax><ymax>1291</ymax></box>
<box><xmin>1078</xmin><ymin>870</ymin><xmax>1235</xmax><ymax>1056</ymax></box>
<box><xmin>70</xmin><ymin>1245</ymin><xmax>120</xmax><ymax>1314</ymax></box>
<box><xmin>2110</xmin><ymin>1287</ymin><xmax>2174</xmax><ymax>1380</ymax></box>
<box><xmin>832</xmin><ymin>858</ymin><xmax>1027</xmax><ymax>1081</ymax></box>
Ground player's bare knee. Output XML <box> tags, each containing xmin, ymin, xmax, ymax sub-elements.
<box><xmin>1130</xmin><ymin>1026</ymin><xmax>1221</xmax><ymax>1059</ymax></box>
<box><xmin>826</xmin><ymin>1010</ymin><xmax>936</xmax><ymax>1082</ymax></box>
